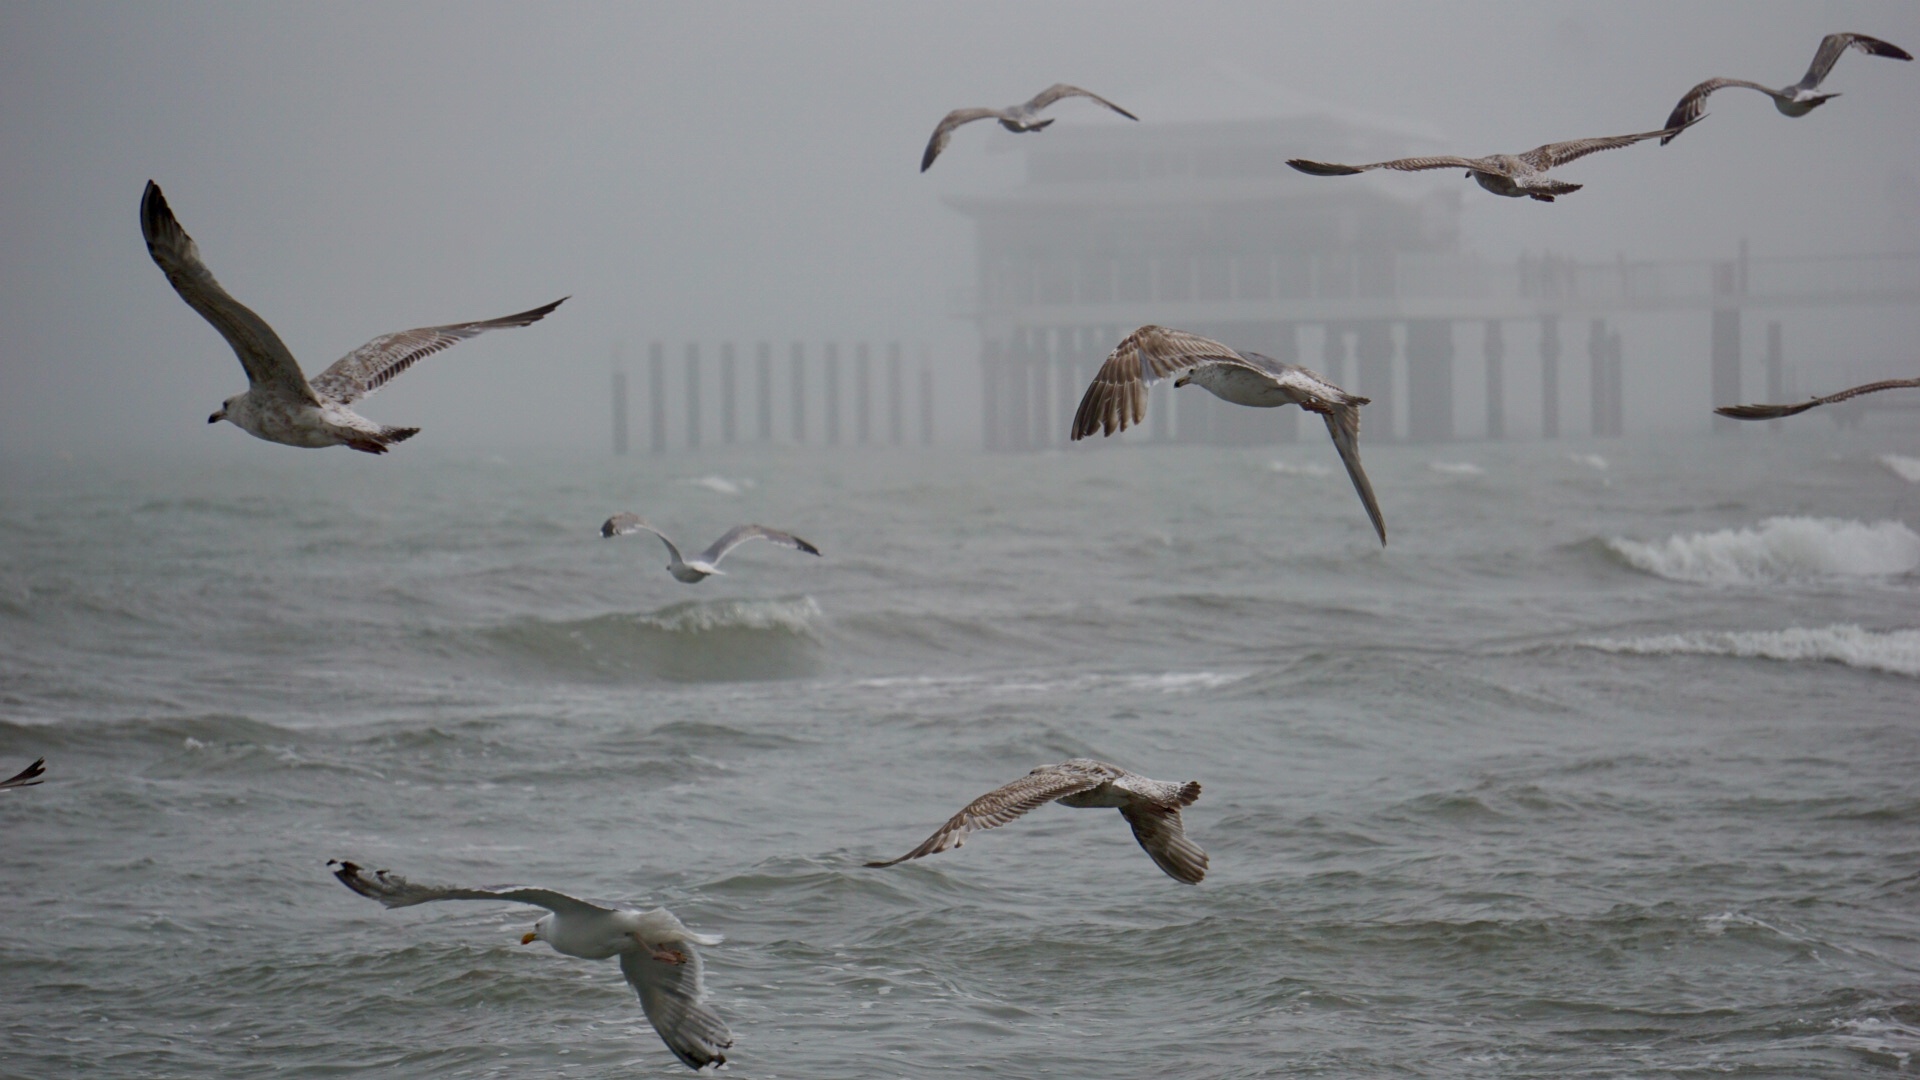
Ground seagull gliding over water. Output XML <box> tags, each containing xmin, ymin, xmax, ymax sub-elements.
<box><xmin>140</xmin><ymin>181</ymin><xmax>565</xmax><ymax>454</ymax></box>
<box><xmin>330</xmin><ymin>860</ymin><xmax>731</xmax><ymax>1071</ymax></box>
<box><xmin>1660</xmin><ymin>32</ymin><xmax>1911</xmax><ymax>144</ymax></box>
<box><xmin>866</xmin><ymin>759</ymin><xmax>1209</xmax><ymax>884</ymax></box>
<box><xmin>921</xmin><ymin>83</ymin><xmax>1138</xmax><ymax>171</ymax></box>
<box><xmin>1287</xmin><ymin>121</ymin><xmax>1693</xmax><ymax>202</ymax></box>
<box><xmin>601</xmin><ymin>514</ymin><xmax>821</xmax><ymax>583</ymax></box>
<box><xmin>1071</xmin><ymin>326</ymin><xmax>1387</xmax><ymax>545</ymax></box>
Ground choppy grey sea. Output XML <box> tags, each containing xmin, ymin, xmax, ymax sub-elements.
<box><xmin>2</xmin><ymin>429</ymin><xmax>1917</xmax><ymax>1078</ymax></box>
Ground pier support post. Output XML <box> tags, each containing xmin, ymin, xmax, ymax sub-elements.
<box><xmin>720</xmin><ymin>343</ymin><xmax>737</xmax><ymax>445</ymax></box>
<box><xmin>887</xmin><ymin>342</ymin><xmax>903</xmax><ymax>446</ymax></box>
<box><xmin>756</xmin><ymin>343</ymin><xmax>773</xmax><ymax>441</ymax></box>
<box><xmin>1765</xmin><ymin>321</ymin><xmax>1783</xmax><ymax>433</ymax></box>
<box><xmin>684</xmin><ymin>343</ymin><xmax>701</xmax><ymax>450</ymax></box>
<box><xmin>648</xmin><ymin>342</ymin><xmax>667</xmax><ymax>453</ymax></box>
<box><xmin>824</xmin><ymin>342</ymin><xmax>841</xmax><ymax>446</ymax></box>
<box><xmin>1405</xmin><ymin>319</ymin><xmax>1454</xmax><ymax>443</ymax></box>
<box><xmin>1484</xmin><ymin>320</ymin><xmax>1505</xmax><ymax>440</ymax></box>
<box><xmin>789</xmin><ymin>342</ymin><xmax>807</xmax><ymax>444</ymax></box>
<box><xmin>1540</xmin><ymin>317</ymin><xmax>1561</xmax><ymax>439</ymax></box>
<box><xmin>981</xmin><ymin>338</ymin><xmax>1003</xmax><ymax>450</ymax></box>
<box><xmin>855</xmin><ymin>341</ymin><xmax>872</xmax><ymax>445</ymax></box>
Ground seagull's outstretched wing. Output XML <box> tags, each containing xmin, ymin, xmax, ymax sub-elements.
<box><xmin>1115</xmin><ymin>803</ymin><xmax>1208</xmax><ymax>883</ymax></box>
<box><xmin>1715</xmin><ymin>377</ymin><xmax>1920</xmax><ymax>420</ymax></box>
<box><xmin>1799</xmin><ymin>31</ymin><xmax>1912</xmax><ymax>90</ymax></box>
<box><xmin>698</xmin><ymin>525</ymin><xmax>821</xmax><ymax>567</ymax></box>
<box><xmin>330</xmin><ymin>860</ymin><xmax>612</xmax><ymax>918</ymax></box>
<box><xmin>1522</xmin><ymin>125</ymin><xmax>1690</xmax><ymax>170</ymax></box>
<box><xmin>309</xmin><ymin>298</ymin><xmax>566</xmax><ymax>405</ymax></box>
<box><xmin>866</xmin><ymin>764</ymin><xmax>1110</xmax><ymax>867</ymax></box>
<box><xmin>1022</xmin><ymin>83</ymin><xmax>1139</xmax><ymax>120</ymax></box>
<box><xmin>921</xmin><ymin>107</ymin><xmax>1005</xmax><ymax>172</ymax></box>
<box><xmin>1320</xmin><ymin>403</ymin><xmax>1387</xmax><ymax>546</ymax></box>
<box><xmin>619</xmin><ymin>946</ymin><xmax>733</xmax><ymax>1071</ymax></box>
<box><xmin>0</xmin><ymin>758</ymin><xmax>46</xmax><ymax>790</ymax></box>
<box><xmin>1661</xmin><ymin>79</ymin><xmax>1777</xmax><ymax>142</ymax></box>
<box><xmin>1288</xmin><ymin>155</ymin><xmax>1493</xmax><ymax>176</ymax></box>
<box><xmin>601</xmin><ymin>513</ymin><xmax>687</xmax><ymax>565</ymax></box>
<box><xmin>1070</xmin><ymin>325</ymin><xmax>1248</xmax><ymax>439</ymax></box>
<box><xmin>1239</xmin><ymin>352</ymin><xmax>1387</xmax><ymax>547</ymax></box>
<box><xmin>140</xmin><ymin>181</ymin><xmax>319</xmax><ymax>404</ymax></box>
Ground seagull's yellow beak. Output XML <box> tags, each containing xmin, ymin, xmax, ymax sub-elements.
<box><xmin>520</xmin><ymin>931</ymin><xmax>539</xmax><ymax>945</ymax></box>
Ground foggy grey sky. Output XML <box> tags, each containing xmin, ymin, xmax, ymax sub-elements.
<box><xmin>2</xmin><ymin>0</ymin><xmax>1917</xmax><ymax>458</ymax></box>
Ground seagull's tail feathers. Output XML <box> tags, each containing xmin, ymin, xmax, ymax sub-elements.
<box><xmin>381</xmin><ymin>426</ymin><xmax>420</xmax><ymax>444</ymax></box>
<box><xmin>1321</xmin><ymin>403</ymin><xmax>1388</xmax><ymax>546</ymax></box>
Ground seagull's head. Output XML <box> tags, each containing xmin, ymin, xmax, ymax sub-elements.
<box><xmin>1173</xmin><ymin>374</ymin><xmax>1192</xmax><ymax>388</ymax></box>
<box><xmin>521</xmin><ymin>915</ymin><xmax>551</xmax><ymax>946</ymax></box>
<box><xmin>209</xmin><ymin>394</ymin><xmax>241</xmax><ymax>425</ymax></box>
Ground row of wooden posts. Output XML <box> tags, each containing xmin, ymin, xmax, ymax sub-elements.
<box><xmin>611</xmin><ymin>341</ymin><xmax>935</xmax><ymax>454</ymax></box>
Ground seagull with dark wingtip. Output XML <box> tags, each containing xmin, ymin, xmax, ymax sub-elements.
<box><xmin>139</xmin><ymin>181</ymin><xmax>566</xmax><ymax>454</ymax></box>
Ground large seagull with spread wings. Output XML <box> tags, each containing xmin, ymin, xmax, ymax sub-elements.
<box><xmin>1287</xmin><ymin>121</ymin><xmax>1693</xmax><ymax>201</ymax></box>
<box><xmin>921</xmin><ymin>83</ymin><xmax>1137</xmax><ymax>172</ymax></box>
<box><xmin>140</xmin><ymin>181</ymin><xmax>565</xmax><ymax>454</ymax></box>
<box><xmin>330</xmin><ymin>860</ymin><xmax>732</xmax><ymax>1071</ymax></box>
<box><xmin>866</xmin><ymin>759</ymin><xmax>1209</xmax><ymax>884</ymax></box>
<box><xmin>1071</xmin><ymin>326</ymin><xmax>1387</xmax><ymax>545</ymax></box>
<box><xmin>1659</xmin><ymin>32</ymin><xmax>1910</xmax><ymax>144</ymax></box>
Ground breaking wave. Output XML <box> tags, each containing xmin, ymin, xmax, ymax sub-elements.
<box><xmin>478</xmin><ymin>597</ymin><xmax>823</xmax><ymax>682</ymax></box>
<box><xmin>1267</xmin><ymin>461</ymin><xmax>1331</xmax><ymax>478</ymax></box>
<box><xmin>1607</xmin><ymin>517</ymin><xmax>1920</xmax><ymax>585</ymax></box>
<box><xmin>1428</xmin><ymin>461</ymin><xmax>1485</xmax><ymax>476</ymax></box>
<box><xmin>1880</xmin><ymin>454</ymin><xmax>1920</xmax><ymax>484</ymax></box>
<box><xmin>1574</xmin><ymin>625</ymin><xmax>1920</xmax><ymax>678</ymax></box>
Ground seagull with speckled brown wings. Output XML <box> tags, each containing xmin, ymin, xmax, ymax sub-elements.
<box><xmin>1660</xmin><ymin>32</ymin><xmax>1911</xmax><ymax>145</ymax></box>
<box><xmin>1288</xmin><ymin>120</ymin><xmax>1694</xmax><ymax>202</ymax></box>
<box><xmin>1716</xmin><ymin>377</ymin><xmax>1920</xmax><ymax>420</ymax></box>
<box><xmin>1070</xmin><ymin>326</ymin><xmax>1387</xmax><ymax>546</ymax></box>
<box><xmin>921</xmin><ymin>83</ymin><xmax>1138</xmax><ymax>171</ymax></box>
<box><xmin>140</xmin><ymin>181</ymin><xmax>566</xmax><ymax>454</ymax></box>
<box><xmin>866</xmin><ymin>759</ymin><xmax>1208</xmax><ymax>884</ymax></box>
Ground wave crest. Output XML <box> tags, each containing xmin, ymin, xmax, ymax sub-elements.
<box><xmin>479</xmin><ymin>597</ymin><xmax>824</xmax><ymax>682</ymax></box>
<box><xmin>1575</xmin><ymin>625</ymin><xmax>1920</xmax><ymax>678</ymax></box>
<box><xmin>1607</xmin><ymin>517</ymin><xmax>1920</xmax><ymax>584</ymax></box>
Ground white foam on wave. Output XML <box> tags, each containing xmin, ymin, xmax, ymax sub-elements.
<box><xmin>852</xmin><ymin>670</ymin><xmax>1243</xmax><ymax>699</ymax></box>
<box><xmin>679</xmin><ymin>475</ymin><xmax>757</xmax><ymax>496</ymax></box>
<box><xmin>1267</xmin><ymin>461</ymin><xmax>1331</xmax><ymax>478</ymax></box>
<box><xmin>1880</xmin><ymin>454</ymin><xmax>1920</xmax><ymax>483</ymax></box>
<box><xmin>1608</xmin><ymin>517</ymin><xmax>1920</xmax><ymax>584</ymax></box>
<box><xmin>1568</xmin><ymin>453</ymin><xmax>1609</xmax><ymax>471</ymax></box>
<box><xmin>641</xmin><ymin>596</ymin><xmax>822</xmax><ymax>634</ymax></box>
<box><xmin>1576</xmin><ymin>625</ymin><xmax>1920</xmax><ymax>678</ymax></box>
<box><xmin>1428</xmin><ymin>461</ymin><xmax>1484</xmax><ymax>476</ymax></box>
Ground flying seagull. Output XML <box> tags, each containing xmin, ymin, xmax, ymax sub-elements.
<box><xmin>1661</xmin><ymin>32</ymin><xmax>1911</xmax><ymax>144</ymax></box>
<box><xmin>1287</xmin><ymin>121</ymin><xmax>1694</xmax><ymax>202</ymax></box>
<box><xmin>1715</xmin><ymin>377</ymin><xmax>1920</xmax><ymax>420</ymax></box>
<box><xmin>866</xmin><ymin>759</ymin><xmax>1209</xmax><ymax>884</ymax></box>
<box><xmin>0</xmin><ymin>758</ymin><xmax>46</xmax><ymax>790</ymax></box>
<box><xmin>600</xmin><ymin>514</ymin><xmax>821</xmax><ymax>583</ymax></box>
<box><xmin>140</xmin><ymin>181</ymin><xmax>566</xmax><ymax>454</ymax></box>
<box><xmin>1070</xmin><ymin>326</ymin><xmax>1387</xmax><ymax>545</ymax></box>
<box><xmin>921</xmin><ymin>83</ymin><xmax>1138</xmax><ymax>172</ymax></box>
<box><xmin>330</xmin><ymin>860</ymin><xmax>731</xmax><ymax>1071</ymax></box>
